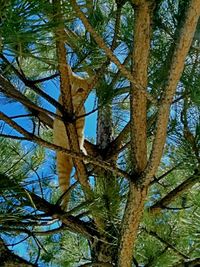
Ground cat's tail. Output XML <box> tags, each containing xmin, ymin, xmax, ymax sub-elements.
<box><xmin>56</xmin><ymin>152</ymin><xmax>73</xmax><ymax>210</ymax></box>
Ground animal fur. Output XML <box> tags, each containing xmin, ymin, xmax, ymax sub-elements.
<box><xmin>53</xmin><ymin>68</ymin><xmax>88</xmax><ymax>209</ymax></box>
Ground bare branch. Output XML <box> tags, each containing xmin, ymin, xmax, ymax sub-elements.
<box><xmin>32</xmin><ymin>73</ymin><xmax>59</xmax><ymax>84</ymax></box>
<box><xmin>130</xmin><ymin>1</ymin><xmax>152</xmax><ymax>173</ymax></box>
<box><xmin>0</xmin><ymin>54</ymin><xmax>64</xmax><ymax>112</ymax></box>
<box><xmin>0</xmin><ymin>74</ymin><xmax>56</xmax><ymax>126</ymax></box>
<box><xmin>150</xmin><ymin>163</ymin><xmax>182</xmax><ymax>185</ymax></box>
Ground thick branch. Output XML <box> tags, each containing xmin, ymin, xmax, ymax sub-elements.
<box><xmin>143</xmin><ymin>0</ymin><xmax>200</xmax><ymax>183</ymax></box>
<box><xmin>53</xmin><ymin>0</ymin><xmax>91</xmax><ymax>193</ymax></box>
<box><xmin>130</xmin><ymin>2</ymin><xmax>151</xmax><ymax>174</ymax></box>
<box><xmin>0</xmin><ymin>54</ymin><xmax>65</xmax><ymax>112</ymax></box>
<box><xmin>118</xmin><ymin>2</ymin><xmax>152</xmax><ymax>265</ymax></box>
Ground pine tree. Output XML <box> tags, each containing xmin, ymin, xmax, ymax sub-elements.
<box><xmin>0</xmin><ymin>0</ymin><xmax>200</xmax><ymax>266</ymax></box>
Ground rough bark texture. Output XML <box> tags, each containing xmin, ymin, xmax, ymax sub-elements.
<box><xmin>118</xmin><ymin>184</ymin><xmax>148</xmax><ymax>267</ymax></box>
<box><xmin>92</xmin><ymin>100</ymin><xmax>117</xmax><ymax>264</ymax></box>
<box><xmin>130</xmin><ymin>2</ymin><xmax>150</xmax><ymax>173</ymax></box>
<box><xmin>118</xmin><ymin>1</ymin><xmax>151</xmax><ymax>266</ymax></box>
<box><xmin>53</xmin><ymin>0</ymin><xmax>91</xmax><ymax>191</ymax></box>
<box><xmin>118</xmin><ymin>1</ymin><xmax>200</xmax><ymax>266</ymax></box>
<box><xmin>143</xmin><ymin>0</ymin><xmax>200</xmax><ymax>183</ymax></box>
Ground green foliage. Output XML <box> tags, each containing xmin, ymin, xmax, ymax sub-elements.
<box><xmin>0</xmin><ymin>0</ymin><xmax>200</xmax><ymax>266</ymax></box>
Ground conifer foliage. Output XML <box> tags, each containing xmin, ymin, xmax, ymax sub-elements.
<box><xmin>0</xmin><ymin>0</ymin><xmax>200</xmax><ymax>266</ymax></box>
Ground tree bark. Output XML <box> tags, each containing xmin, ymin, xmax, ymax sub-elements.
<box><xmin>118</xmin><ymin>1</ymin><xmax>152</xmax><ymax>265</ymax></box>
<box><xmin>118</xmin><ymin>1</ymin><xmax>200</xmax><ymax>266</ymax></box>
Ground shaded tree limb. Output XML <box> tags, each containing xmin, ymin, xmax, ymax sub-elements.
<box><xmin>150</xmin><ymin>170</ymin><xmax>199</xmax><ymax>213</ymax></box>
<box><xmin>27</xmin><ymin>191</ymin><xmax>96</xmax><ymax>239</ymax></box>
<box><xmin>0</xmin><ymin>54</ymin><xmax>65</xmax><ymax>112</ymax></box>
<box><xmin>0</xmin><ymin>237</ymin><xmax>37</xmax><ymax>267</ymax></box>
<box><xmin>31</xmin><ymin>73</ymin><xmax>59</xmax><ymax>84</ymax></box>
<box><xmin>0</xmin><ymin>225</ymin><xmax>65</xmax><ymax>236</ymax></box>
<box><xmin>150</xmin><ymin>163</ymin><xmax>182</xmax><ymax>185</ymax></box>
<box><xmin>105</xmin><ymin>110</ymin><xmax>157</xmax><ymax>160</ymax></box>
<box><xmin>174</xmin><ymin>258</ymin><xmax>200</xmax><ymax>267</ymax></box>
<box><xmin>0</xmin><ymin>172</ymin><xmax>96</xmax><ymax>239</ymax></box>
<box><xmin>104</xmin><ymin>122</ymin><xmax>130</xmax><ymax>159</ymax></box>
<box><xmin>0</xmin><ymin>74</ymin><xmax>56</xmax><ymax>126</ymax></box>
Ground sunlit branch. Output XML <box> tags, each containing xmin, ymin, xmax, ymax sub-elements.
<box><xmin>143</xmin><ymin>0</ymin><xmax>200</xmax><ymax>183</ymax></box>
<box><xmin>69</xmin><ymin>0</ymin><xmax>156</xmax><ymax>104</ymax></box>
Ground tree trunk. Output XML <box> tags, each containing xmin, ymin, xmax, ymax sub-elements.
<box><xmin>90</xmin><ymin>98</ymin><xmax>118</xmax><ymax>265</ymax></box>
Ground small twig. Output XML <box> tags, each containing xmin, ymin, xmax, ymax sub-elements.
<box><xmin>56</xmin><ymin>181</ymin><xmax>78</xmax><ymax>206</ymax></box>
<box><xmin>150</xmin><ymin>163</ymin><xmax>182</xmax><ymax>185</ymax></box>
<box><xmin>32</xmin><ymin>73</ymin><xmax>59</xmax><ymax>84</ymax></box>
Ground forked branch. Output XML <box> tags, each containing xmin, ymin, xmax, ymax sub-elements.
<box><xmin>143</xmin><ymin>0</ymin><xmax>200</xmax><ymax>183</ymax></box>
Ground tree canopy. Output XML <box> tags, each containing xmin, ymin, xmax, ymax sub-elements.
<box><xmin>0</xmin><ymin>0</ymin><xmax>200</xmax><ymax>266</ymax></box>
